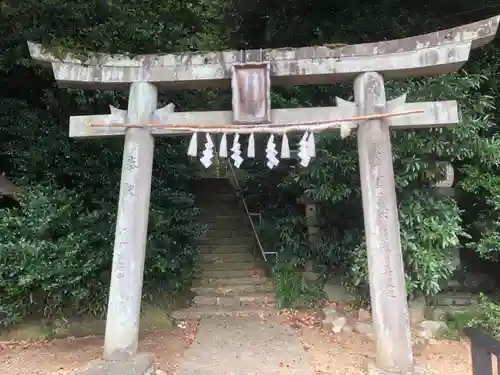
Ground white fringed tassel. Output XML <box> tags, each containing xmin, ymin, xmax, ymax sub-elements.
<box><xmin>230</xmin><ymin>134</ymin><xmax>244</xmax><ymax>168</ymax></box>
<box><xmin>307</xmin><ymin>132</ymin><xmax>316</xmax><ymax>158</ymax></box>
<box><xmin>200</xmin><ymin>133</ymin><xmax>214</xmax><ymax>168</ymax></box>
<box><xmin>247</xmin><ymin>133</ymin><xmax>255</xmax><ymax>158</ymax></box>
<box><xmin>340</xmin><ymin>123</ymin><xmax>351</xmax><ymax>139</ymax></box>
<box><xmin>187</xmin><ymin>132</ymin><xmax>198</xmax><ymax>157</ymax></box>
<box><xmin>297</xmin><ymin>132</ymin><xmax>311</xmax><ymax>167</ymax></box>
<box><xmin>219</xmin><ymin>133</ymin><xmax>228</xmax><ymax>158</ymax></box>
<box><xmin>265</xmin><ymin>134</ymin><xmax>279</xmax><ymax>169</ymax></box>
<box><xmin>281</xmin><ymin>133</ymin><xmax>290</xmax><ymax>159</ymax></box>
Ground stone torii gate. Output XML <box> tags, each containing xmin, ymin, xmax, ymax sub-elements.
<box><xmin>29</xmin><ymin>15</ymin><xmax>499</xmax><ymax>375</ymax></box>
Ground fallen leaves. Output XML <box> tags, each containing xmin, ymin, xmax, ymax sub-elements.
<box><xmin>0</xmin><ymin>338</ymin><xmax>51</xmax><ymax>352</ymax></box>
<box><xmin>179</xmin><ymin>320</ymin><xmax>199</xmax><ymax>346</ymax></box>
<box><xmin>279</xmin><ymin>309</ymin><xmax>322</xmax><ymax>330</ymax></box>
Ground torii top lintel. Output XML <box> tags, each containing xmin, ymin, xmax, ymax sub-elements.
<box><xmin>28</xmin><ymin>16</ymin><xmax>499</xmax><ymax>90</ymax></box>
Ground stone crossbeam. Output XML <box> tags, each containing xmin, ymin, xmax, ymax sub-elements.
<box><xmin>69</xmin><ymin>101</ymin><xmax>458</xmax><ymax>138</ymax></box>
<box><xmin>27</xmin><ymin>15</ymin><xmax>499</xmax><ymax>89</ymax></box>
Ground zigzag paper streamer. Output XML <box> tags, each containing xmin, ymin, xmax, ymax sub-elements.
<box><xmin>200</xmin><ymin>133</ymin><xmax>214</xmax><ymax>168</ymax></box>
<box><xmin>297</xmin><ymin>132</ymin><xmax>311</xmax><ymax>167</ymax></box>
<box><xmin>265</xmin><ymin>134</ymin><xmax>279</xmax><ymax>169</ymax></box>
<box><xmin>230</xmin><ymin>134</ymin><xmax>243</xmax><ymax>168</ymax></box>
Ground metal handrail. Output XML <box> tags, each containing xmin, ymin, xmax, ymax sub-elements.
<box><xmin>226</xmin><ymin>161</ymin><xmax>277</xmax><ymax>262</ymax></box>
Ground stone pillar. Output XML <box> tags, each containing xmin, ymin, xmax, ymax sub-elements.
<box><xmin>304</xmin><ymin>201</ymin><xmax>320</xmax><ymax>273</ymax></box>
<box><xmin>354</xmin><ymin>72</ymin><xmax>415</xmax><ymax>375</ymax></box>
<box><xmin>434</xmin><ymin>163</ymin><xmax>461</xmax><ymax>274</ymax></box>
<box><xmin>305</xmin><ymin>203</ymin><xmax>320</xmax><ymax>247</ymax></box>
<box><xmin>104</xmin><ymin>82</ymin><xmax>157</xmax><ymax>360</ymax></box>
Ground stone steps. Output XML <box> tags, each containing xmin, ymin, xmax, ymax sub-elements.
<box><xmin>200</xmin><ymin>214</ymin><xmax>246</xmax><ymax>222</ymax></box>
<box><xmin>193</xmin><ymin>185</ymin><xmax>235</xmax><ymax>192</ymax></box>
<box><xmin>198</xmin><ymin>205</ymin><xmax>241</xmax><ymax>211</ymax></box>
<box><xmin>199</xmin><ymin>221</ymin><xmax>249</xmax><ymax>230</ymax></box>
<box><xmin>172</xmin><ymin>178</ymin><xmax>276</xmax><ymax>319</ymax></box>
<box><xmin>171</xmin><ymin>306</ymin><xmax>277</xmax><ymax>321</ymax></box>
<box><xmin>193</xmin><ymin>292</ymin><xmax>275</xmax><ymax>307</ymax></box>
<box><xmin>199</xmin><ymin>237</ymin><xmax>254</xmax><ymax>246</ymax></box>
<box><xmin>199</xmin><ymin>215</ymin><xmax>248</xmax><ymax>223</ymax></box>
<box><xmin>201</xmin><ymin>211</ymin><xmax>245</xmax><ymax>217</ymax></box>
<box><xmin>200</xmin><ymin>207</ymin><xmax>243</xmax><ymax>215</ymax></box>
<box><xmin>200</xmin><ymin>206</ymin><xmax>240</xmax><ymax>212</ymax></box>
<box><xmin>199</xmin><ymin>229</ymin><xmax>253</xmax><ymax>238</ymax></box>
<box><xmin>201</xmin><ymin>225</ymin><xmax>250</xmax><ymax>232</ymax></box>
<box><xmin>201</xmin><ymin>268</ymin><xmax>265</xmax><ymax>279</ymax></box>
<box><xmin>199</xmin><ymin>252</ymin><xmax>255</xmax><ymax>263</ymax></box>
<box><xmin>195</xmin><ymin>276</ymin><xmax>270</xmax><ymax>287</ymax></box>
<box><xmin>191</xmin><ymin>281</ymin><xmax>274</xmax><ymax>295</ymax></box>
<box><xmin>199</xmin><ymin>261</ymin><xmax>257</xmax><ymax>272</ymax></box>
<box><xmin>192</xmin><ymin>183</ymin><xmax>235</xmax><ymax>191</ymax></box>
<box><xmin>199</xmin><ymin>244</ymin><xmax>254</xmax><ymax>254</ymax></box>
<box><xmin>196</xmin><ymin>195</ymin><xmax>239</xmax><ymax>203</ymax></box>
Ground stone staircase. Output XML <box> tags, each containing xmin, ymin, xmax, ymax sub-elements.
<box><xmin>172</xmin><ymin>178</ymin><xmax>276</xmax><ymax>320</ymax></box>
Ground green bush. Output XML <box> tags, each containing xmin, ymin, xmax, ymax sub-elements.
<box><xmin>0</xmin><ymin>184</ymin><xmax>204</xmax><ymax>327</ymax></box>
<box><xmin>272</xmin><ymin>263</ymin><xmax>326</xmax><ymax>309</ymax></box>
<box><xmin>143</xmin><ymin>189</ymin><xmax>207</xmax><ymax>292</ymax></box>
<box><xmin>0</xmin><ymin>185</ymin><xmax>112</xmax><ymax>325</ymax></box>
<box><xmin>467</xmin><ymin>293</ymin><xmax>500</xmax><ymax>338</ymax></box>
<box><xmin>445</xmin><ymin>293</ymin><xmax>500</xmax><ymax>339</ymax></box>
<box><xmin>242</xmin><ymin>71</ymin><xmax>494</xmax><ymax>306</ymax></box>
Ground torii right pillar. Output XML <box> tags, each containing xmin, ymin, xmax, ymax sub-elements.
<box><xmin>351</xmin><ymin>72</ymin><xmax>418</xmax><ymax>375</ymax></box>
<box><xmin>345</xmin><ymin>69</ymin><xmax>469</xmax><ymax>374</ymax></box>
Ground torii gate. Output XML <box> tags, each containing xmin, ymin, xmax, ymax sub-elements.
<box><xmin>29</xmin><ymin>15</ymin><xmax>500</xmax><ymax>375</ymax></box>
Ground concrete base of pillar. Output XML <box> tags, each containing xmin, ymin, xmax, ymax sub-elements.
<box><xmin>367</xmin><ymin>362</ymin><xmax>427</xmax><ymax>375</ymax></box>
<box><xmin>74</xmin><ymin>353</ymin><xmax>155</xmax><ymax>375</ymax></box>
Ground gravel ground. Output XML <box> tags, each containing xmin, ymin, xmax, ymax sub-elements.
<box><xmin>0</xmin><ymin>311</ymin><xmax>484</xmax><ymax>375</ymax></box>
<box><xmin>175</xmin><ymin>315</ymin><xmax>315</xmax><ymax>375</ymax></box>
<box><xmin>0</xmin><ymin>322</ymin><xmax>198</xmax><ymax>375</ymax></box>
<box><xmin>280</xmin><ymin>309</ymin><xmax>479</xmax><ymax>375</ymax></box>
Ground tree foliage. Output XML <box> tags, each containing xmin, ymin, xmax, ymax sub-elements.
<box><xmin>239</xmin><ymin>3</ymin><xmax>500</xmax><ymax>300</ymax></box>
<box><xmin>0</xmin><ymin>0</ymin><xmax>224</xmax><ymax>325</ymax></box>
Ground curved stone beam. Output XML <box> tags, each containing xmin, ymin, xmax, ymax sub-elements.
<box><xmin>27</xmin><ymin>15</ymin><xmax>499</xmax><ymax>89</ymax></box>
<box><xmin>28</xmin><ymin>42</ymin><xmax>472</xmax><ymax>89</ymax></box>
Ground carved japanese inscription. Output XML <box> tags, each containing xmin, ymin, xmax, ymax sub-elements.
<box><xmin>231</xmin><ymin>63</ymin><xmax>271</xmax><ymax>124</ymax></box>
<box><xmin>369</xmin><ymin>137</ymin><xmax>396</xmax><ymax>299</ymax></box>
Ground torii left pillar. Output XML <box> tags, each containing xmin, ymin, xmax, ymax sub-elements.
<box><xmin>103</xmin><ymin>82</ymin><xmax>156</xmax><ymax>360</ymax></box>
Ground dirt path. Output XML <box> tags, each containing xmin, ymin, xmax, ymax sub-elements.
<box><xmin>0</xmin><ymin>311</ymin><xmax>487</xmax><ymax>375</ymax></box>
<box><xmin>280</xmin><ymin>309</ymin><xmax>479</xmax><ymax>375</ymax></box>
<box><xmin>175</xmin><ymin>315</ymin><xmax>315</xmax><ymax>375</ymax></box>
<box><xmin>0</xmin><ymin>322</ymin><xmax>198</xmax><ymax>375</ymax></box>
<box><xmin>297</xmin><ymin>322</ymin><xmax>473</xmax><ymax>375</ymax></box>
